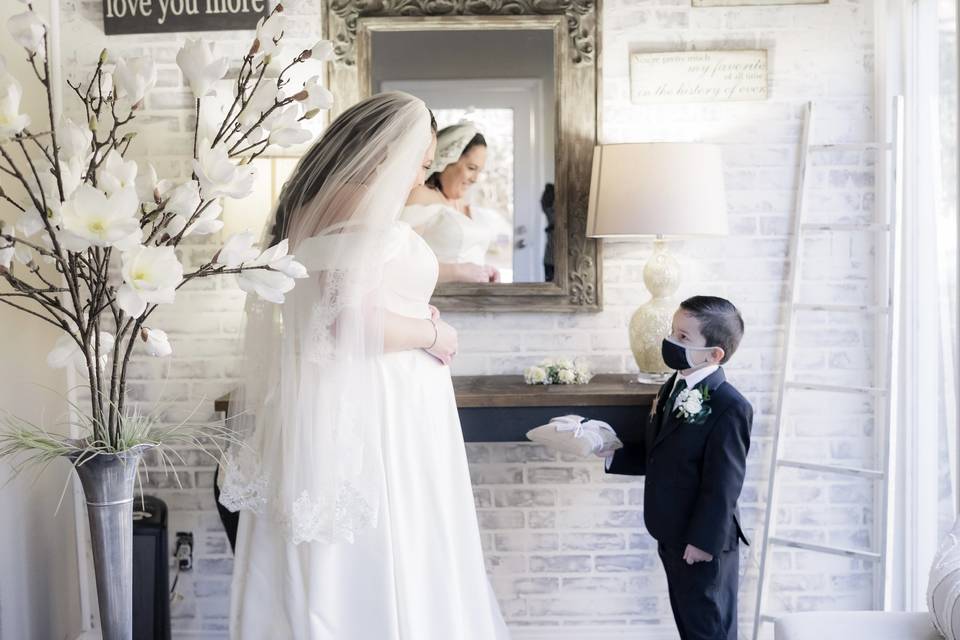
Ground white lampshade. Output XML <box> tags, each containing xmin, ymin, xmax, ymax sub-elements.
<box><xmin>586</xmin><ymin>143</ymin><xmax>728</xmax><ymax>238</ymax></box>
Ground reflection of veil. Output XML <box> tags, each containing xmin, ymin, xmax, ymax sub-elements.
<box><xmin>431</xmin><ymin>121</ymin><xmax>477</xmax><ymax>175</ymax></box>
<box><xmin>218</xmin><ymin>92</ymin><xmax>433</xmax><ymax>545</ymax></box>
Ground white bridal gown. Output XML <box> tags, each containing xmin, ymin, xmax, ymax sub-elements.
<box><xmin>401</xmin><ymin>202</ymin><xmax>495</xmax><ymax>266</ymax></box>
<box><xmin>228</xmin><ymin>220</ymin><xmax>510</xmax><ymax>640</ymax></box>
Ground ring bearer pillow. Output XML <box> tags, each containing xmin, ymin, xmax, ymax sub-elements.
<box><xmin>526</xmin><ymin>415</ymin><xmax>623</xmax><ymax>458</ymax></box>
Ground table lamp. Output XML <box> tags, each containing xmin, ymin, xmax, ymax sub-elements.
<box><xmin>586</xmin><ymin>143</ymin><xmax>728</xmax><ymax>383</ymax></box>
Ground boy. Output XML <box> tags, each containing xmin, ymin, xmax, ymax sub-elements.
<box><xmin>601</xmin><ymin>295</ymin><xmax>753</xmax><ymax>640</ymax></box>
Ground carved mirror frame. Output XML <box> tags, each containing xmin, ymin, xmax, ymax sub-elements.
<box><xmin>324</xmin><ymin>0</ymin><xmax>602</xmax><ymax>312</ymax></box>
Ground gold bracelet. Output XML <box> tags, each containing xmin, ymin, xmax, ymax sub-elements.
<box><xmin>427</xmin><ymin>317</ymin><xmax>439</xmax><ymax>349</ymax></box>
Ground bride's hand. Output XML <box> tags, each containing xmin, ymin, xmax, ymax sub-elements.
<box><xmin>486</xmin><ymin>266</ymin><xmax>501</xmax><ymax>283</ymax></box>
<box><xmin>426</xmin><ymin>318</ymin><xmax>458</xmax><ymax>365</ymax></box>
<box><xmin>456</xmin><ymin>263</ymin><xmax>494</xmax><ymax>283</ymax></box>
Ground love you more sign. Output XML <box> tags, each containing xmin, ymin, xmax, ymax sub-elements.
<box><xmin>102</xmin><ymin>0</ymin><xmax>269</xmax><ymax>35</ymax></box>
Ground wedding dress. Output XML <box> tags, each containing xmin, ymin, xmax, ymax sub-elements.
<box><xmin>401</xmin><ymin>202</ymin><xmax>495</xmax><ymax>266</ymax></box>
<box><xmin>218</xmin><ymin>92</ymin><xmax>510</xmax><ymax>640</ymax></box>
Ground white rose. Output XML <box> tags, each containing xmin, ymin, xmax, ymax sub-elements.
<box><xmin>557</xmin><ymin>369</ymin><xmax>576</xmax><ymax>384</ymax></box>
<box><xmin>524</xmin><ymin>366</ymin><xmax>547</xmax><ymax>384</ymax></box>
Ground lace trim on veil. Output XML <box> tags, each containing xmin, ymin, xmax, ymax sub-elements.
<box><xmin>218</xmin><ymin>449</ymin><xmax>378</xmax><ymax>545</ymax></box>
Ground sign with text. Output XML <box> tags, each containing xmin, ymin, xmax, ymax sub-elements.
<box><xmin>629</xmin><ymin>50</ymin><xmax>768</xmax><ymax>104</ymax></box>
<box><xmin>102</xmin><ymin>0</ymin><xmax>268</xmax><ymax>35</ymax></box>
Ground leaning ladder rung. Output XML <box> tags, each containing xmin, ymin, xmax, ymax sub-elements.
<box><xmin>777</xmin><ymin>459</ymin><xmax>885</xmax><ymax>479</ymax></box>
<box><xmin>785</xmin><ymin>381</ymin><xmax>888</xmax><ymax>395</ymax></box>
<box><xmin>808</xmin><ymin>142</ymin><xmax>892</xmax><ymax>152</ymax></box>
<box><xmin>759</xmin><ymin>614</ymin><xmax>778</xmax><ymax>625</ymax></box>
<box><xmin>793</xmin><ymin>303</ymin><xmax>889</xmax><ymax>314</ymax></box>
<box><xmin>768</xmin><ymin>537</ymin><xmax>882</xmax><ymax>560</ymax></box>
<box><xmin>801</xmin><ymin>223</ymin><xmax>891</xmax><ymax>232</ymax></box>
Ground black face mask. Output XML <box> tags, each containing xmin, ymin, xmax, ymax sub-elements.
<box><xmin>661</xmin><ymin>336</ymin><xmax>716</xmax><ymax>371</ymax></box>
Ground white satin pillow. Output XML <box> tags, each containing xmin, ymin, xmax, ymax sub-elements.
<box><xmin>526</xmin><ymin>415</ymin><xmax>623</xmax><ymax>458</ymax></box>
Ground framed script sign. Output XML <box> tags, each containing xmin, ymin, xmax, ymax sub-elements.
<box><xmin>629</xmin><ymin>50</ymin><xmax>768</xmax><ymax>104</ymax></box>
<box><xmin>693</xmin><ymin>0</ymin><xmax>826</xmax><ymax>5</ymax></box>
<box><xmin>102</xmin><ymin>0</ymin><xmax>268</xmax><ymax>35</ymax></box>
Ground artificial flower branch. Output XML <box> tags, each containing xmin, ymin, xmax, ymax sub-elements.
<box><xmin>0</xmin><ymin>2</ymin><xmax>328</xmax><ymax>450</ymax></box>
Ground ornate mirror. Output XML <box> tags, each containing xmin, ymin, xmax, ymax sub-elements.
<box><xmin>324</xmin><ymin>1</ymin><xmax>601</xmax><ymax>312</ymax></box>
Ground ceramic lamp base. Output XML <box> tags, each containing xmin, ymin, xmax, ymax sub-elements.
<box><xmin>629</xmin><ymin>238</ymin><xmax>680</xmax><ymax>381</ymax></box>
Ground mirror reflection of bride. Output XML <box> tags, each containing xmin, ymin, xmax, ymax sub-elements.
<box><xmin>402</xmin><ymin>122</ymin><xmax>503</xmax><ymax>284</ymax></box>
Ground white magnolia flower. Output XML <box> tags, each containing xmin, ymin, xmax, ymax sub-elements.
<box><xmin>0</xmin><ymin>246</ymin><xmax>14</xmax><ymax>269</ymax></box>
<box><xmin>47</xmin><ymin>332</ymin><xmax>115</xmax><ymax>372</ymax></box>
<box><xmin>177</xmin><ymin>38</ymin><xmax>229</xmax><ymax>99</ymax></box>
<box><xmin>300</xmin><ymin>76</ymin><xmax>333</xmax><ymax>114</ymax></box>
<box><xmin>140</xmin><ymin>327</ymin><xmax>172</xmax><ymax>357</ymax></box>
<box><xmin>238</xmin><ymin>82</ymin><xmax>278</xmax><ymax>128</ymax></box>
<box><xmin>193</xmin><ymin>142</ymin><xmax>256</xmax><ymax>199</ymax></box>
<box><xmin>59</xmin><ymin>185</ymin><xmax>142</xmax><ymax>251</ymax></box>
<box><xmin>235</xmin><ymin>238</ymin><xmax>306</xmax><ymax>303</ymax></box>
<box><xmin>162</xmin><ymin>180</ymin><xmax>200</xmax><ymax>213</ymax></box>
<box><xmin>58</xmin><ymin>156</ymin><xmax>86</xmax><ymax>200</ymax></box>
<box><xmin>14</xmin><ymin>205</ymin><xmax>44</xmax><ymax>237</ymax></box>
<box><xmin>57</xmin><ymin>116</ymin><xmax>93</xmax><ymax>164</ymax></box>
<box><xmin>117</xmin><ymin>245</ymin><xmax>184</xmax><ymax>318</ymax></box>
<box><xmin>309</xmin><ymin>40</ymin><xmax>334</xmax><ymax>61</ymax></box>
<box><xmin>263</xmin><ymin>104</ymin><xmax>310</xmax><ymax>147</ymax></box>
<box><xmin>251</xmin><ymin>238</ymin><xmax>308</xmax><ymax>278</ymax></box>
<box><xmin>167</xmin><ymin>198</ymin><xmax>223</xmax><ymax>237</ymax></box>
<box><xmin>91</xmin><ymin>69</ymin><xmax>113</xmax><ymax>100</ymax></box>
<box><xmin>96</xmin><ymin>149</ymin><xmax>138</xmax><ymax>196</ymax></box>
<box><xmin>184</xmin><ymin>199</ymin><xmax>223</xmax><ymax>236</ymax></box>
<box><xmin>7</xmin><ymin>11</ymin><xmax>45</xmax><ymax>57</ymax></box>
<box><xmin>113</xmin><ymin>56</ymin><xmax>157</xmax><ymax>105</ymax></box>
<box><xmin>215</xmin><ymin>231</ymin><xmax>259</xmax><ymax>268</ymax></box>
<box><xmin>135</xmin><ymin>162</ymin><xmax>159</xmax><ymax>203</ymax></box>
<box><xmin>237</xmin><ymin>267</ymin><xmax>295</xmax><ymax>303</ymax></box>
<box><xmin>254</xmin><ymin>11</ymin><xmax>286</xmax><ymax>58</ymax></box>
<box><xmin>524</xmin><ymin>366</ymin><xmax>547</xmax><ymax>385</ymax></box>
<box><xmin>0</xmin><ymin>74</ymin><xmax>30</xmax><ymax>141</ymax></box>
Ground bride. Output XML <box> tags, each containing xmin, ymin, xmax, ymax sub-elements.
<box><xmin>217</xmin><ymin>92</ymin><xmax>510</xmax><ymax>639</ymax></box>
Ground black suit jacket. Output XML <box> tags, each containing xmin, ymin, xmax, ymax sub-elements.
<box><xmin>607</xmin><ymin>367</ymin><xmax>752</xmax><ymax>556</ymax></box>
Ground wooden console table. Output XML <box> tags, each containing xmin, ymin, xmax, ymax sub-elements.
<box><xmin>214</xmin><ymin>374</ymin><xmax>660</xmax><ymax>442</ymax></box>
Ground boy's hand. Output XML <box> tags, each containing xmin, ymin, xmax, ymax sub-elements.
<box><xmin>682</xmin><ymin>544</ymin><xmax>713</xmax><ymax>564</ymax></box>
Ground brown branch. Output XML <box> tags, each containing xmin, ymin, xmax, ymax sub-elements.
<box><xmin>0</xmin><ymin>295</ymin><xmax>68</xmax><ymax>332</ymax></box>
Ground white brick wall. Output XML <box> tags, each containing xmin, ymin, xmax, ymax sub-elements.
<box><xmin>56</xmin><ymin>0</ymin><xmax>879</xmax><ymax>638</ymax></box>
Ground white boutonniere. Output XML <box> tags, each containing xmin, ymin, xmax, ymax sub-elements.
<box><xmin>674</xmin><ymin>385</ymin><xmax>713</xmax><ymax>424</ymax></box>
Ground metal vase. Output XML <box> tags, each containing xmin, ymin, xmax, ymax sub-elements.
<box><xmin>67</xmin><ymin>443</ymin><xmax>152</xmax><ymax>640</ymax></box>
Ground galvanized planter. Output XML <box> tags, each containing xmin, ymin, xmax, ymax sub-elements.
<box><xmin>67</xmin><ymin>443</ymin><xmax>154</xmax><ymax>640</ymax></box>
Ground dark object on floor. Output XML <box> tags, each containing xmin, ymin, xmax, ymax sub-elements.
<box><xmin>213</xmin><ymin>463</ymin><xmax>239</xmax><ymax>554</ymax></box>
<box><xmin>132</xmin><ymin>494</ymin><xmax>171</xmax><ymax>640</ymax></box>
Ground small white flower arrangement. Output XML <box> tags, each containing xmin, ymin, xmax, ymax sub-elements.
<box><xmin>674</xmin><ymin>385</ymin><xmax>713</xmax><ymax>424</ymax></box>
<box><xmin>524</xmin><ymin>358</ymin><xmax>593</xmax><ymax>385</ymax></box>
